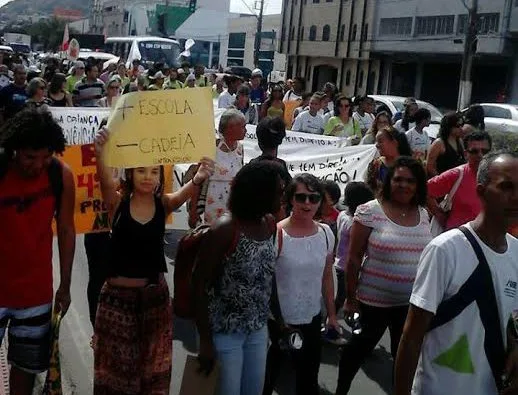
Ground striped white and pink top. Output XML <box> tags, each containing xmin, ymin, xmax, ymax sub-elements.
<box><xmin>356</xmin><ymin>199</ymin><xmax>432</xmax><ymax>307</ymax></box>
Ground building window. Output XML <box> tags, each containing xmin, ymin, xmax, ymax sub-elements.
<box><xmin>300</xmin><ymin>26</ymin><xmax>305</xmax><ymax>40</ymax></box>
<box><xmin>363</xmin><ymin>23</ymin><xmax>369</xmax><ymax>40</ymax></box>
<box><xmin>227</xmin><ymin>50</ymin><xmax>245</xmax><ymax>58</ymax></box>
<box><xmin>290</xmin><ymin>26</ymin><xmax>295</xmax><ymax>40</ymax></box>
<box><xmin>323</xmin><ymin>25</ymin><xmax>331</xmax><ymax>41</ymax></box>
<box><xmin>340</xmin><ymin>24</ymin><xmax>346</xmax><ymax>41</ymax></box>
<box><xmin>415</xmin><ymin>15</ymin><xmax>454</xmax><ymax>36</ymax></box>
<box><xmin>309</xmin><ymin>25</ymin><xmax>317</xmax><ymax>41</ymax></box>
<box><xmin>345</xmin><ymin>70</ymin><xmax>351</xmax><ymax>85</ymax></box>
<box><xmin>313</xmin><ymin>0</ymin><xmax>320</xmax><ymax>3</ymax></box>
<box><xmin>458</xmin><ymin>13</ymin><xmax>500</xmax><ymax>35</ymax></box>
<box><xmin>358</xmin><ymin>69</ymin><xmax>364</xmax><ymax>88</ymax></box>
<box><xmin>228</xmin><ymin>32</ymin><xmax>246</xmax><ymax>48</ymax></box>
<box><xmin>351</xmin><ymin>24</ymin><xmax>357</xmax><ymax>40</ymax></box>
<box><xmin>379</xmin><ymin>17</ymin><xmax>413</xmax><ymax>36</ymax></box>
<box><xmin>326</xmin><ymin>0</ymin><xmax>333</xmax><ymax>2</ymax></box>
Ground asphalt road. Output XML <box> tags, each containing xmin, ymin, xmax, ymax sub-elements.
<box><xmin>52</xmin><ymin>234</ymin><xmax>393</xmax><ymax>394</ymax></box>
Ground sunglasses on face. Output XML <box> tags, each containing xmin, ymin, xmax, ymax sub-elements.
<box><xmin>294</xmin><ymin>193</ymin><xmax>322</xmax><ymax>204</ymax></box>
<box><xmin>467</xmin><ymin>148</ymin><xmax>490</xmax><ymax>155</ymax></box>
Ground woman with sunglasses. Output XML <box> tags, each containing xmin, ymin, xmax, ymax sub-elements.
<box><xmin>24</xmin><ymin>77</ymin><xmax>50</xmax><ymax>111</ymax></box>
<box><xmin>426</xmin><ymin>112</ymin><xmax>466</xmax><ymax>177</ymax></box>
<box><xmin>98</xmin><ymin>76</ymin><xmax>121</xmax><ymax>108</ymax></box>
<box><xmin>263</xmin><ymin>174</ymin><xmax>337</xmax><ymax>395</ymax></box>
<box><xmin>324</xmin><ymin>95</ymin><xmax>362</xmax><ymax>145</ymax></box>
<box><xmin>261</xmin><ymin>85</ymin><xmax>285</xmax><ymax>120</ymax></box>
<box><xmin>336</xmin><ymin>156</ymin><xmax>432</xmax><ymax>395</ymax></box>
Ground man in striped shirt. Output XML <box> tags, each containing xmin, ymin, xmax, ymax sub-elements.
<box><xmin>72</xmin><ymin>63</ymin><xmax>105</xmax><ymax>107</ymax></box>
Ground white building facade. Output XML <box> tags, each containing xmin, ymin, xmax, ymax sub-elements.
<box><xmin>220</xmin><ymin>14</ymin><xmax>287</xmax><ymax>76</ymax></box>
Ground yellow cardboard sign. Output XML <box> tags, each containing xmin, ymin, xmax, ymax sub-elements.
<box><xmin>284</xmin><ymin>100</ymin><xmax>301</xmax><ymax>128</ymax></box>
<box><xmin>103</xmin><ymin>88</ymin><xmax>216</xmax><ymax>168</ymax></box>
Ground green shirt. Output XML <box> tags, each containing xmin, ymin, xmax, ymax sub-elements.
<box><xmin>164</xmin><ymin>79</ymin><xmax>183</xmax><ymax>90</ymax></box>
<box><xmin>65</xmin><ymin>75</ymin><xmax>81</xmax><ymax>94</ymax></box>
<box><xmin>196</xmin><ymin>76</ymin><xmax>207</xmax><ymax>87</ymax></box>
<box><xmin>324</xmin><ymin>116</ymin><xmax>361</xmax><ymax>139</ymax></box>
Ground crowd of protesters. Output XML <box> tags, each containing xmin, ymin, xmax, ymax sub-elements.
<box><xmin>1</xmin><ymin>53</ymin><xmax>518</xmax><ymax>395</ymax></box>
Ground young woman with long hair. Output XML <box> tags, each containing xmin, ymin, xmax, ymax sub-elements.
<box><xmin>93</xmin><ymin>128</ymin><xmax>214</xmax><ymax>393</ymax></box>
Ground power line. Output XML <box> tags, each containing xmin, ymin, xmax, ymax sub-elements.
<box><xmin>238</xmin><ymin>0</ymin><xmax>258</xmax><ymax>16</ymax></box>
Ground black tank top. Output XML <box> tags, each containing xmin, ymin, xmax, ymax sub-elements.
<box><xmin>49</xmin><ymin>94</ymin><xmax>67</xmax><ymax>107</ymax></box>
<box><xmin>108</xmin><ymin>196</ymin><xmax>167</xmax><ymax>282</ymax></box>
<box><xmin>436</xmin><ymin>138</ymin><xmax>465</xmax><ymax>174</ymax></box>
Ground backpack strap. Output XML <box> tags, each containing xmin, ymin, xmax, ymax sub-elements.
<box><xmin>459</xmin><ymin>226</ymin><xmax>506</xmax><ymax>391</ymax></box>
<box><xmin>429</xmin><ymin>226</ymin><xmax>506</xmax><ymax>391</ymax></box>
<box><xmin>48</xmin><ymin>157</ymin><xmax>64</xmax><ymax>219</ymax></box>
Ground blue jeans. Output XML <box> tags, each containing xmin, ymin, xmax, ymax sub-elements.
<box><xmin>213</xmin><ymin>326</ymin><xmax>268</xmax><ymax>395</ymax></box>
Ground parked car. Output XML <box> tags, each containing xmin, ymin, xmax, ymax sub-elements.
<box><xmin>369</xmin><ymin>95</ymin><xmax>443</xmax><ymax>139</ymax></box>
<box><xmin>461</xmin><ymin>103</ymin><xmax>518</xmax><ymax>134</ymax></box>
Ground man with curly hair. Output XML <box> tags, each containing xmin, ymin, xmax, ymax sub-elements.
<box><xmin>0</xmin><ymin>109</ymin><xmax>76</xmax><ymax>395</ymax></box>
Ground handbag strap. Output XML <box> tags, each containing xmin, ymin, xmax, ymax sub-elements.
<box><xmin>449</xmin><ymin>166</ymin><xmax>464</xmax><ymax>199</ymax></box>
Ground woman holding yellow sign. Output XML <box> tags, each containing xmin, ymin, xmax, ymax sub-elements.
<box><xmin>92</xmin><ymin>127</ymin><xmax>215</xmax><ymax>394</ymax></box>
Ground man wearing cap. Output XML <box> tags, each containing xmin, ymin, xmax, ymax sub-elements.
<box><xmin>66</xmin><ymin>60</ymin><xmax>85</xmax><ymax>93</ymax></box>
<box><xmin>0</xmin><ymin>64</ymin><xmax>27</xmax><ymax>124</ymax></box>
<box><xmin>148</xmin><ymin>71</ymin><xmax>166</xmax><ymax>90</ymax></box>
<box><xmin>249</xmin><ymin>68</ymin><xmax>266</xmax><ymax>105</ymax></box>
<box><xmin>218</xmin><ymin>75</ymin><xmax>242</xmax><ymax>109</ymax></box>
<box><xmin>194</xmin><ymin>64</ymin><xmax>207</xmax><ymax>87</ymax></box>
<box><xmin>164</xmin><ymin>68</ymin><xmax>183</xmax><ymax>90</ymax></box>
<box><xmin>184</xmin><ymin>73</ymin><xmax>196</xmax><ymax>88</ymax></box>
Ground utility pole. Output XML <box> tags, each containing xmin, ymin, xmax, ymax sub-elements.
<box><xmin>457</xmin><ymin>0</ymin><xmax>479</xmax><ymax>110</ymax></box>
<box><xmin>254</xmin><ymin>0</ymin><xmax>265</xmax><ymax>68</ymax></box>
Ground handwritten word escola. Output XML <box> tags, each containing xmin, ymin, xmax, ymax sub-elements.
<box><xmin>138</xmin><ymin>99</ymin><xmax>193</xmax><ymax>116</ymax></box>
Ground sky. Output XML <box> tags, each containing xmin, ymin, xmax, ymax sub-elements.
<box><xmin>0</xmin><ymin>0</ymin><xmax>283</xmax><ymax>14</ymax></box>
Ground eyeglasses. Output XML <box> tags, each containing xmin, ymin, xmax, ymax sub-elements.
<box><xmin>467</xmin><ymin>148</ymin><xmax>490</xmax><ymax>155</ymax></box>
<box><xmin>294</xmin><ymin>193</ymin><xmax>322</xmax><ymax>204</ymax></box>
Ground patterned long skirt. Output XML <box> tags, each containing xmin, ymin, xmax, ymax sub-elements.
<box><xmin>93</xmin><ymin>276</ymin><xmax>173</xmax><ymax>395</ymax></box>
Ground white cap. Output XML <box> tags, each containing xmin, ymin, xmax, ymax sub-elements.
<box><xmin>252</xmin><ymin>68</ymin><xmax>263</xmax><ymax>77</ymax></box>
<box><xmin>186</xmin><ymin>73</ymin><xmax>196</xmax><ymax>82</ymax></box>
<box><xmin>177</xmin><ymin>68</ymin><xmax>185</xmax><ymax>74</ymax></box>
<box><xmin>152</xmin><ymin>71</ymin><xmax>165</xmax><ymax>79</ymax></box>
<box><xmin>75</xmin><ymin>60</ymin><xmax>85</xmax><ymax>68</ymax></box>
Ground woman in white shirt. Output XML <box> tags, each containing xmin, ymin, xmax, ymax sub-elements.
<box><xmin>263</xmin><ymin>174</ymin><xmax>338</xmax><ymax>395</ymax></box>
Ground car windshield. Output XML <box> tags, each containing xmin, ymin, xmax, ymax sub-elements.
<box><xmin>138</xmin><ymin>41</ymin><xmax>181</xmax><ymax>68</ymax></box>
<box><xmin>9</xmin><ymin>43</ymin><xmax>30</xmax><ymax>54</ymax></box>
<box><xmin>390</xmin><ymin>98</ymin><xmax>443</xmax><ymax>124</ymax></box>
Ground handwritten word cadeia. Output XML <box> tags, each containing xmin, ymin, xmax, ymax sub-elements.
<box><xmin>138</xmin><ymin>98</ymin><xmax>193</xmax><ymax>116</ymax></box>
<box><xmin>139</xmin><ymin>133</ymin><xmax>196</xmax><ymax>154</ymax></box>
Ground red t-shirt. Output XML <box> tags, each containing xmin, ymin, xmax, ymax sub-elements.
<box><xmin>428</xmin><ymin>163</ymin><xmax>481</xmax><ymax>230</ymax></box>
<box><xmin>0</xmin><ymin>167</ymin><xmax>55</xmax><ymax>307</ymax></box>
